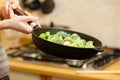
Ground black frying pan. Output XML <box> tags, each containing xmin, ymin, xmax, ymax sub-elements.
<box><xmin>32</xmin><ymin>27</ymin><xmax>103</xmax><ymax>60</ymax></box>
<box><xmin>14</xmin><ymin>8</ymin><xmax>103</xmax><ymax>60</ymax></box>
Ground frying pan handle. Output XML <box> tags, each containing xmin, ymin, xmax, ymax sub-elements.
<box><xmin>13</xmin><ymin>8</ymin><xmax>39</xmax><ymax>29</ymax></box>
<box><xmin>95</xmin><ymin>48</ymin><xmax>104</xmax><ymax>52</ymax></box>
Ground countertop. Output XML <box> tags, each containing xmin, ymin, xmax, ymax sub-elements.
<box><xmin>9</xmin><ymin>59</ymin><xmax>120</xmax><ymax>80</ymax></box>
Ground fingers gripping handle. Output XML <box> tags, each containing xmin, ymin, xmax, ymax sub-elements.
<box><xmin>13</xmin><ymin>8</ymin><xmax>39</xmax><ymax>28</ymax></box>
<box><xmin>30</xmin><ymin>22</ymin><xmax>39</xmax><ymax>29</ymax></box>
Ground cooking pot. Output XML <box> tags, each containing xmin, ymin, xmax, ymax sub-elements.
<box><xmin>14</xmin><ymin>8</ymin><xmax>103</xmax><ymax>60</ymax></box>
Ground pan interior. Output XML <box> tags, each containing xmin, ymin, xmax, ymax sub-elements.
<box><xmin>32</xmin><ymin>28</ymin><xmax>102</xmax><ymax>48</ymax></box>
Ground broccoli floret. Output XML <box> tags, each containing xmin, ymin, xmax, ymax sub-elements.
<box><xmin>39</xmin><ymin>31</ymin><xmax>50</xmax><ymax>40</ymax></box>
<box><xmin>70</xmin><ymin>33</ymin><xmax>81</xmax><ymax>40</ymax></box>
<box><xmin>78</xmin><ymin>39</ymin><xmax>86</xmax><ymax>48</ymax></box>
<box><xmin>47</xmin><ymin>34</ymin><xmax>64</xmax><ymax>44</ymax></box>
<box><xmin>56</xmin><ymin>31</ymin><xmax>70</xmax><ymax>39</ymax></box>
<box><xmin>85</xmin><ymin>41</ymin><xmax>95</xmax><ymax>48</ymax></box>
<box><xmin>64</xmin><ymin>37</ymin><xmax>73</xmax><ymax>43</ymax></box>
<box><xmin>63</xmin><ymin>41</ymin><xmax>71</xmax><ymax>46</ymax></box>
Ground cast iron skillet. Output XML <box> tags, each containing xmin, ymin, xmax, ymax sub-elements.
<box><xmin>32</xmin><ymin>27</ymin><xmax>103</xmax><ymax>60</ymax></box>
<box><xmin>14</xmin><ymin>8</ymin><xmax>103</xmax><ymax>60</ymax></box>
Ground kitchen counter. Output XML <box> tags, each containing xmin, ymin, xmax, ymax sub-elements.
<box><xmin>9</xmin><ymin>59</ymin><xmax>120</xmax><ymax>80</ymax></box>
<box><xmin>6</xmin><ymin>38</ymin><xmax>120</xmax><ymax>80</ymax></box>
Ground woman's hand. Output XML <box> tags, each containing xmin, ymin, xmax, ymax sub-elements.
<box><xmin>0</xmin><ymin>0</ymin><xmax>41</xmax><ymax>34</ymax></box>
<box><xmin>3</xmin><ymin>16</ymin><xmax>39</xmax><ymax>34</ymax></box>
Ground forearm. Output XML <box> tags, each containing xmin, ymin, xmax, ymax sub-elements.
<box><xmin>0</xmin><ymin>20</ymin><xmax>9</xmax><ymax>30</ymax></box>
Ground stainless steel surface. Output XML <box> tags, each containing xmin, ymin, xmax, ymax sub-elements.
<box><xmin>66</xmin><ymin>59</ymin><xmax>86</xmax><ymax>67</ymax></box>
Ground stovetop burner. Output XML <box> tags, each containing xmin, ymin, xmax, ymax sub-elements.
<box><xmin>7</xmin><ymin>44</ymin><xmax>120</xmax><ymax>70</ymax></box>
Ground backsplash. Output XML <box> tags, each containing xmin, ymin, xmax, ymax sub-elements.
<box><xmin>1</xmin><ymin>0</ymin><xmax>120</xmax><ymax>48</ymax></box>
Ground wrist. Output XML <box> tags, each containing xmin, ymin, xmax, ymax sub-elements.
<box><xmin>0</xmin><ymin>19</ymin><xmax>11</xmax><ymax>29</ymax></box>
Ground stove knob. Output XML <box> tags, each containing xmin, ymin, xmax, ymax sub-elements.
<box><xmin>102</xmin><ymin>56</ymin><xmax>109</xmax><ymax>64</ymax></box>
<box><xmin>93</xmin><ymin>60</ymin><xmax>99</xmax><ymax>68</ymax></box>
<box><xmin>93</xmin><ymin>55</ymin><xmax>112</xmax><ymax>69</ymax></box>
<box><xmin>93</xmin><ymin>59</ymin><xmax>103</xmax><ymax>68</ymax></box>
<box><xmin>97</xmin><ymin>58</ymin><xmax>106</xmax><ymax>66</ymax></box>
<box><xmin>113</xmin><ymin>49</ymin><xmax>120</xmax><ymax>58</ymax></box>
<box><xmin>105</xmin><ymin>55</ymin><xmax>111</xmax><ymax>63</ymax></box>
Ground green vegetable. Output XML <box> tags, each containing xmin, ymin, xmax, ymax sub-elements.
<box><xmin>85</xmin><ymin>41</ymin><xmax>95</xmax><ymax>48</ymax></box>
<box><xmin>39</xmin><ymin>31</ymin><xmax>50</xmax><ymax>40</ymax></box>
<box><xmin>47</xmin><ymin>34</ymin><xmax>64</xmax><ymax>44</ymax></box>
<box><xmin>39</xmin><ymin>31</ymin><xmax>95</xmax><ymax>48</ymax></box>
<box><xmin>79</xmin><ymin>39</ymin><xmax>86</xmax><ymax>48</ymax></box>
<box><xmin>56</xmin><ymin>31</ymin><xmax>70</xmax><ymax>39</ymax></box>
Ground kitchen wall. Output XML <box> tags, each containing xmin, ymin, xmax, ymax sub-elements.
<box><xmin>1</xmin><ymin>0</ymin><xmax>119</xmax><ymax>48</ymax></box>
<box><xmin>18</xmin><ymin>0</ymin><xmax>120</xmax><ymax>48</ymax></box>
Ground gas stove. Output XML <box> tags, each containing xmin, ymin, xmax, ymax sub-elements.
<box><xmin>7</xmin><ymin>43</ymin><xmax>120</xmax><ymax>70</ymax></box>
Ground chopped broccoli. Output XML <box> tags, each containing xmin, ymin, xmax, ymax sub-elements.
<box><xmin>79</xmin><ymin>39</ymin><xmax>86</xmax><ymax>48</ymax></box>
<box><xmin>39</xmin><ymin>31</ymin><xmax>95</xmax><ymax>48</ymax></box>
<box><xmin>70</xmin><ymin>33</ymin><xmax>81</xmax><ymax>40</ymax></box>
<box><xmin>39</xmin><ymin>31</ymin><xmax>50</xmax><ymax>40</ymax></box>
<box><xmin>47</xmin><ymin>34</ymin><xmax>64</xmax><ymax>44</ymax></box>
<box><xmin>56</xmin><ymin>31</ymin><xmax>70</xmax><ymax>39</ymax></box>
<box><xmin>85</xmin><ymin>41</ymin><xmax>95</xmax><ymax>48</ymax></box>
